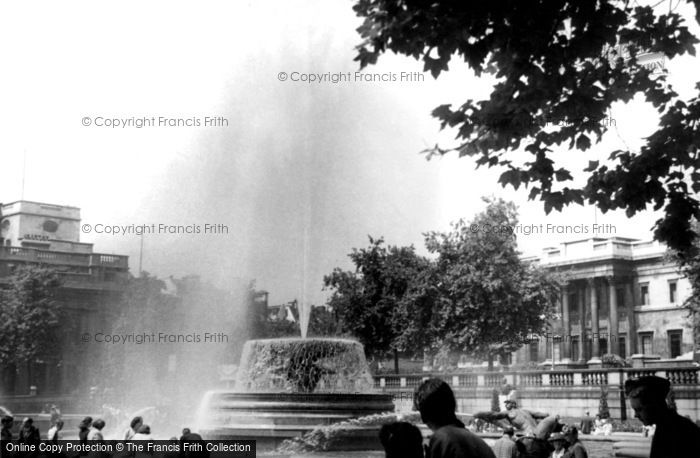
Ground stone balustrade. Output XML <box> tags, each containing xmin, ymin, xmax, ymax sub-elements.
<box><xmin>373</xmin><ymin>365</ymin><xmax>700</xmax><ymax>419</ymax></box>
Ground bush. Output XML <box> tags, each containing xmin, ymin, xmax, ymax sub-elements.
<box><xmin>601</xmin><ymin>353</ymin><xmax>629</xmax><ymax>367</ymax></box>
<box><xmin>610</xmin><ymin>418</ymin><xmax>643</xmax><ymax>433</ymax></box>
<box><xmin>491</xmin><ymin>389</ymin><xmax>500</xmax><ymax>412</ymax></box>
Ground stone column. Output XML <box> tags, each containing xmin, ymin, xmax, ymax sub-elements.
<box><xmin>589</xmin><ymin>278</ymin><xmax>601</xmax><ymax>360</ymax></box>
<box><xmin>561</xmin><ymin>284</ymin><xmax>571</xmax><ymax>362</ymax></box>
<box><xmin>608</xmin><ymin>277</ymin><xmax>619</xmax><ymax>355</ymax></box>
<box><xmin>577</xmin><ymin>282</ymin><xmax>586</xmax><ymax>362</ymax></box>
<box><xmin>625</xmin><ymin>281</ymin><xmax>636</xmax><ymax>355</ymax></box>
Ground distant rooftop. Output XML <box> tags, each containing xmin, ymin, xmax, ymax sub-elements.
<box><xmin>523</xmin><ymin>237</ymin><xmax>667</xmax><ymax>266</ymax></box>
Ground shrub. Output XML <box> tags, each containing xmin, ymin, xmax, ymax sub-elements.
<box><xmin>598</xmin><ymin>387</ymin><xmax>610</xmax><ymax>419</ymax></box>
<box><xmin>491</xmin><ymin>388</ymin><xmax>500</xmax><ymax>412</ymax></box>
<box><xmin>601</xmin><ymin>353</ymin><xmax>628</xmax><ymax>368</ymax></box>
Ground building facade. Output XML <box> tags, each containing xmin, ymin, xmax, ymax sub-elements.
<box><xmin>516</xmin><ymin>237</ymin><xmax>695</xmax><ymax>366</ymax></box>
<box><xmin>0</xmin><ymin>200</ymin><xmax>129</xmax><ymax>397</ymax></box>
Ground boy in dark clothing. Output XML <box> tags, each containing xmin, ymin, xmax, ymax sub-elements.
<box><xmin>625</xmin><ymin>375</ymin><xmax>700</xmax><ymax>458</ymax></box>
<box><xmin>379</xmin><ymin>421</ymin><xmax>424</xmax><ymax>458</ymax></box>
<box><xmin>414</xmin><ymin>378</ymin><xmax>496</xmax><ymax>458</ymax></box>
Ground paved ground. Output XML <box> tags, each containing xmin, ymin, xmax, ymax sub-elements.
<box><xmin>261</xmin><ymin>437</ymin><xmax>623</xmax><ymax>458</ymax></box>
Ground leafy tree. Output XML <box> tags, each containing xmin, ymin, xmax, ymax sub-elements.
<box><xmin>323</xmin><ymin>237</ymin><xmax>429</xmax><ymax>368</ymax></box>
<box><xmin>423</xmin><ymin>197</ymin><xmax>560</xmax><ymax>366</ymax></box>
<box><xmin>0</xmin><ymin>265</ymin><xmax>62</xmax><ymax>368</ymax></box>
<box><xmin>354</xmin><ymin>0</ymin><xmax>700</xmax><ymax>256</ymax></box>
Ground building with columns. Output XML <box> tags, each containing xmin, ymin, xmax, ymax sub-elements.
<box><xmin>516</xmin><ymin>237</ymin><xmax>694</xmax><ymax>366</ymax></box>
<box><xmin>0</xmin><ymin>200</ymin><xmax>129</xmax><ymax>397</ymax></box>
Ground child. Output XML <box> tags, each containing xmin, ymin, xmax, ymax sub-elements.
<box><xmin>379</xmin><ymin>421</ymin><xmax>424</xmax><ymax>458</ymax></box>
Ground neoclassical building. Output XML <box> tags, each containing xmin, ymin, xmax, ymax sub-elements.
<box><xmin>0</xmin><ymin>200</ymin><xmax>129</xmax><ymax>396</ymax></box>
<box><xmin>516</xmin><ymin>237</ymin><xmax>694</xmax><ymax>365</ymax></box>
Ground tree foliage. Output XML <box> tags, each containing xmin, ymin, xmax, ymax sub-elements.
<box><xmin>423</xmin><ymin>197</ymin><xmax>560</xmax><ymax>360</ymax></box>
<box><xmin>354</xmin><ymin>0</ymin><xmax>700</xmax><ymax>256</ymax></box>
<box><xmin>0</xmin><ymin>265</ymin><xmax>62</xmax><ymax>367</ymax></box>
<box><xmin>323</xmin><ymin>237</ymin><xmax>429</xmax><ymax>358</ymax></box>
<box><xmin>324</xmin><ymin>198</ymin><xmax>560</xmax><ymax>363</ymax></box>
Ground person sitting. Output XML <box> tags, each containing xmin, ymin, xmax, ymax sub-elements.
<box><xmin>87</xmin><ymin>419</ymin><xmax>106</xmax><ymax>441</ymax></box>
<box><xmin>491</xmin><ymin>427</ymin><xmax>518</xmax><ymax>458</ymax></box>
<box><xmin>548</xmin><ymin>432</ymin><xmax>567</xmax><ymax>458</ymax></box>
<box><xmin>379</xmin><ymin>421</ymin><xmax>424</xmax><ymax>458</ymax></box>
<box><xmin>47</xmin><ymin>420</ymin><xmax>64</xmax><ymax>443</ymax></box>
<box><xmin>561</xmin><ymin>426</ymin><xmax>587</xmax><ymax>458</ymax></box>
<box><xmin>124</xmin><ymin>416</ymin><xmax>143</xmax><ymax>440</ymax></box>
<box><xmin>132</xmin><ymin>425</ymin><xmax>153</xmax><ymax>440</ymax></box>
<box><xmin>19</xmin><ymin>418</ymin><xmax>41</xmax><ymax>445</ymax></box>
<box><xmin>624</xmin><ymin>375</ymin><xmax>700</xmax><ymax>458</ymax></box>
<box><xmin>1</xmin><ymin>415</ymin><xmax>14</xmax><ymax>442</ymax></box>
<box><xmin>578</xmin><ymin>412</ymin><xmax>593</xmax><ymax>435</ymax></box>
<box><xmin>414</xmin><ymin>378</ymin><xmax>496</xmax><ymax>458</ymax></box>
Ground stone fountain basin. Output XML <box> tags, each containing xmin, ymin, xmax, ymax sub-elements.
<box><xmin>197</xmin><ymin>391</ymin><xmax>395</xmax><ymax>451</ymax></box>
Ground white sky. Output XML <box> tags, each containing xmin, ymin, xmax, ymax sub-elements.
<box><xmin>1</xmin><ymin>0</ymin><xmax>698</xmax><ymax>307</ymax></box>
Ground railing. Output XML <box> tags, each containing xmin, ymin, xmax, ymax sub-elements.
<box><xmin>519</xmin><ymin>372</ymin><xmax>543</xmax><ymax>387</ymax></box>
<box><xmin>373</xmin><ymin>365</ymin><xmax>700</xmax><ymax>391</ymax></box>
<box><xmin>0</xmin><ymin>246</ymin><xmax>128</xmax><ymax>269</ymax></box>
<box><xmin>550</xmin><ymin>372</ymin><xmax>574</xmax><ymax>386</ymax></box>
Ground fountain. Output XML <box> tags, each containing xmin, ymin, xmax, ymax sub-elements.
<box><xmin>195</xmin><ymin>337</ymin><xmax>395</xmax><ymax>451</ymax></box>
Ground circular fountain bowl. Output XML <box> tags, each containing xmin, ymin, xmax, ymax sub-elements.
<box><xmin>196</xmin><ymin>338</ymin><xmax>396</xmax><ymax>451</ymax></box>
<box><xmin>197</xmin><ymin>391</ymin><xmax>395</xmax><ymax>450</ymax></box>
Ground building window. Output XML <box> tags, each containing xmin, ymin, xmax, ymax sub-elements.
<box><xmin>639</xmin><ymin>332</ymin><xmax>653</xmax><ymax>355</ymax></box>
<box><xmin>529</xmin><ymin>342</ymin><xmax>539</xmax><ymax>362</ymax></box>
<box><xmin>599</xmin><ymin>336</ymin><xmax>608</xmax><ymax>355</ymax></box>
<box><xmin>568</xmin><ymin>293</ymin><xmax>579</xmax><ymax>321</ymax></box>
<box><xmin>669</xmin><ymin>281</ymin><xmax>677</xmax><ymax>304</ymax></box>
<box><xmin>668</xmin><ymin>330</ymin><xmax>682</xmax><ymax>358</ymax></box>
<box><xmin>640</xmin><ymin>283</ymin><xmax>649</xmax><ymax>305</ymax></box>
<box><xmin>585</xmin><ymin>336</ymin><xmax>593</xmax><ymax>360</ymax></box>
<box><xmin>616</xmin><ymin>288</ymin><xmax>627</xmax><ymax>320</ymax></box>
<box><xmin>571</xmin><ymin>336</ymin><xmax>579</xmax><ymax>360</ymax></box>
<box><xmin>619</xmin><ymin>335</ymin><xmax>626</xmax><ymax>357</ymax></box>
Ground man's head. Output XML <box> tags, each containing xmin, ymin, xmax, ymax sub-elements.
<box><xmin>502</xmin><ymin>426</ymin><xmax>515</xmax><ymax>438</ymax></box>
<box><xmin>92</xmin><ymin>419</ymin><xmax>106</xmax><ymax>431</ymax></box>
<box><xmin>624</xmin><ymin>376</ymin><xmax>671</xmax><ymax>426</ymax></box>
<box><xmin>563</xmin><ymin>425</ymin><xmax>578</xmax><ymax>443</ymax></box>
<box><xmin>413</xmin><ymin>378</ymin><xmax>457</xmax><ymax>429</ymax></box>
<box><xmin>130</xmin><ymin>416</ymin><xmax>143</xmax><ymax>429</ymax></box>
<box><xmin>1</xmin><ymin>415</ymin><xmax>13</xmax><ymax>428</ymax></box>
<box><xmin>548</xmin><ymin>432</ymin><xmax>567</xmax><ymax>451</ymax></box>
<box><xmin>182</xmin><ymin>427</ymin><xmax>191</xmax><ymax>436</ymax></box>
<box><xmin>80</xmin><ymin>416</ymin><xmax>93</xmax><ymax>429</ymax></box>
<box><xmin>379</xmin><ymin>422</ymin><xmax>424</xmax><ymax>458</ymax></box>
<box><xmin>504</xmin><ymin>400</ymin><xmax>517</xmax><ymax>410</ymax></box>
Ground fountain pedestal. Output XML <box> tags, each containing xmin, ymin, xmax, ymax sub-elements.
<box><xmin>196</xmin><ymin>338</ymin><xmax>395</xmax><ymax>451</ymax></box>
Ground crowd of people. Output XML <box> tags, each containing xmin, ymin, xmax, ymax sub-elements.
<box><xmin>0</xmin><ymin>413</ymin><xmax>207</xmax><ymax>458</ymax></box>
<box><xmin>380</xmin><ymin>375</ymin><xmax>700</xmax><ymax>458</ymax></box>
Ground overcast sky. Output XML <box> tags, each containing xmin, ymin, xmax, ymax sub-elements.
<box><xmin>1</xmin><ymin>0</ymin><xmax>698</xmax><ymax>307</ymax></box>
